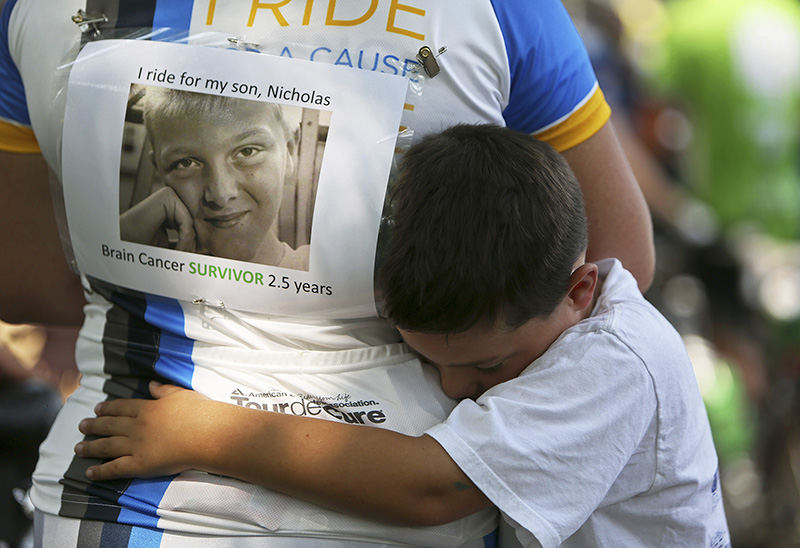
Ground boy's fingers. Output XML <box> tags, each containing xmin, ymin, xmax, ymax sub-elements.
<box><xmin>149</xmin><ymin>381</ymin><xmax>183</xmax><ymax>399</ymax></box>
<box><xmin>173</xmin><ymin>223</ymin><xmax>196</xmax><ymax>252</ymax></box>
<box><xmin>75</xmin><ymin>435</ymin><xmax>131</xmax><ymax>460</ymax></box>
<box><xmin>86</xmin><ymin>456</ymin><xmax>139</xmax><ymax>481</ymax></box>
<box><xmin>79</xmin><ymin>416</ymin><xmax>135</xmax><ymax>437</ymax></box>
<box><xmin>94</xmin><ymin>398</ymin><xmax>144</xmax><ymax>417</ymax></box>
<box><xmin>168</xmin><ymin>195</ymin><xmax>196</xmax><ymax>252</ymax></box>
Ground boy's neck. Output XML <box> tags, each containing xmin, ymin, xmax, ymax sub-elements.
<box><xmin>581</xmin><ymin>276</ymin><xmax>603</xmax><ymax>321</ymax></box>
<box><xmin>251</xmin><ymin>234</ymin><xmax>286</xmax><ymax>265</ymax></box>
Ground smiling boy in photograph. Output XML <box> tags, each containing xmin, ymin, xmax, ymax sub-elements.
<box><xmin>119</xmin><ymin>87</ymin><xmax>309</xmax><ymax>270</ymax></box>
<box><xmin>78</xmin><ymin>124</ymin><xmax>729</xmax><ymax>547</ymax></box>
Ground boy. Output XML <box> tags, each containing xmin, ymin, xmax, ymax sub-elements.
<box><xmin>77</xmin><ymin>125</ymin><xmax>729</xmax><ymax>547</ymax></box>
<box><xmin>119</xmin><ymin>86</ymin><xmax>309</xmax><ymax>270</ymax></box>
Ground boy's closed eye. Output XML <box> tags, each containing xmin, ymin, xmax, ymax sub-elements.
<box><xmin>476</xmin><ymin>361</ymin><xmax>505</xmax><ymax>373</ymax></box>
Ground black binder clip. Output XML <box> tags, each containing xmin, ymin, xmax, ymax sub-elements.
<box><xmin>71</xmin><ymin>9</ymin><xmax>108</xmax><ymax>39</ymax></box>
<box><xmin>417</xmin><ymin>46</ymin><xmax>446</xmax><ymax>78</ymax></box>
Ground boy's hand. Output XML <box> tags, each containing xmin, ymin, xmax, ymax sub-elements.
<box><xmin>119</xmin><ymin>187</ymin><xmax>196</xmax><ymax>251</ymax></box>
<box><xmin>75</xmin><ymin>382</ymin><xmax>213</xmax><ymax>480</ymax></box>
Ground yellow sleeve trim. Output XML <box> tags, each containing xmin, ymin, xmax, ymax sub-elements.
<box><xmin>532</xmin><ymin>86</ymin><xmax>611</xmax><ymax>152</ymax></box>
<box><xmin>0</xmin><ymin>120</ymin><xmax>41</xmax><ymax>153</ymax></box>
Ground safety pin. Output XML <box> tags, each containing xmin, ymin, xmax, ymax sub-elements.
<box><xmin>71</xmin><ymin>9</ymin><xmax>108</xmax><ymax>39</ymax></box>
<box><xmin>192</xmin><ymin>297</ymin><xmax>226</xmax><ymax>309</ymax></box>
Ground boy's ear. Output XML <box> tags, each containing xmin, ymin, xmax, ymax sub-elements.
<box><xmin>285</xmin><ymin>125</ymin><xmax>300</xmax><ymax>175</ymax></box>
<box><xmin>285</xmin><ymin>147</ymin><xmax>295</xmax><ymax>177</ymax></box>
<box><xmin>566</xmin><ymin>263</ymin><xmax>598</xmax><ymax>312</ymax></box>
<box><xmin>147</xmin><ymin>146</ymin><xmax>165</xmax><ymax>188</ymax></box>
<box><xmin>147</xmin><ymin>137</ymin><xmax>162</xmax><ymax>173</ymax></box>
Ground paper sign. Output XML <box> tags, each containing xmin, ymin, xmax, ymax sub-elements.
<box><xmin>62</xmin><ymin>40</ymin><xmax>407</xmax><ymax>318</ymax></box>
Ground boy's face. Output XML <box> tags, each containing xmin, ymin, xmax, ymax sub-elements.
<box><xmin>398</xmin><ymin>312</ymin><xmax>569</xmax><ymax>400</ymax></box>
<box><xmin>150</xmin><ymin>101</ymin><xmax>291</xmax><ymax>261</ymax></box>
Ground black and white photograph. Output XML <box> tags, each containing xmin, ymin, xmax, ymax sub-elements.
<box><xmin>119</xmin><ymin>84</ymin><xmax>330</xmax><ymax>271</ymax></box>
<box><xmin>62</xmin><ymin>40</ymin><xmax>408</xmax><ymax>315</ymax></box>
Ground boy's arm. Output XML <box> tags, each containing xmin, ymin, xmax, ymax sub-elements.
<box><xmin>76</xmin><ymin>382</ymin><xmax>492</xmax><ymax>526</ymax></box>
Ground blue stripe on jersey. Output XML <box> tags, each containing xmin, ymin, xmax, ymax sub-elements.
<box><xmin>0</xmin><ymin>0</ymin><xmax>30</xmax><ymax>125</ymax></box>
<box><xmin>490</xmin><ymin>0</ymin><xmax>598</xmax><ymax>134</ymax></box>
<box><xmin>118</xmin><ymin>476</ymin><xmax>175</xmax><ymax>528</ymax></box>
<box><xmin>128</xmin><ymin>525</ymin><xmax>164</xmax><ymax>547</ymax></box>
<box><xmin>483</xmin><ymin>529</ymin><xmax>498</xmax><ymax>548</ymax></box>
<box><xmin>153</xmin><ymin>0</ymin><xmax>193</xmax><ymax>34</ymax></box>
<box><xmin>144</xmin><ymin>294</ymin><xmax>195</xmax><ymax>388</ymax></box>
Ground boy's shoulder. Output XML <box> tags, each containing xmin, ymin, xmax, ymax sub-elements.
<box><xmin>572</xmin><ymin>258</ymin><xmax>684</xmax><ymax>365</ymax></box>
<box><xmin>504</xmin><ymin>258</ymin><xmax>689</xmax><ymax>401</ymax></box>
<box><xmin>494</xmin><ymin>259</ymin><xmax>663</xmax><ymax>399</ymax></box>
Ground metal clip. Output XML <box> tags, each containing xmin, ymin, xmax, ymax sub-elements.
<box><xmin>71</xmin><ymin>9</ymin><xmax>108</xmax><ymax>39</ymax></box>
<box><xmin>227</xmin><ymin>36</ymin><xmax>261</xmax><ymax>52</ymax></box>
<box><xmin>416</xmin><ymin>46</ymin><xmax>446</xmax><ymax>78</ymax></box>
<box><xmin>192</xmin><ymin>296</ymin><xmax>226</xmax><ymax>309</ymax></box>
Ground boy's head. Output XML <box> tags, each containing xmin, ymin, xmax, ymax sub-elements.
<box><xmin>378</xmin><ymin>124</ymin><xmax>598</xmax><ymax>398</ymax></box>
<box><xmin>142</xmin><ymin>87</ymin><xmax>297</xmax><ymax>261</ymax></box>
<box><xmin>143</xmin><ymin>87</ymin><xmax>294</xmax><ymax>145</ymax></box>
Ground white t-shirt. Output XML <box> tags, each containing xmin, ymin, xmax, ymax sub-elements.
<box><xmin>427</xmin><ymin>259</ymin><xmax>731</xmax><ymax>548</ymax></box>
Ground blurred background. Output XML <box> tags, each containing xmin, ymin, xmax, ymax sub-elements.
<box><xmin>3</xmin><ymin>0</ymin><xmax>800</xmax><ymax>545</ymax></box>
<box><xmin>566</xmin><ymin>0</ymin><xmax>800</xmax><ymax>545</ymax></box>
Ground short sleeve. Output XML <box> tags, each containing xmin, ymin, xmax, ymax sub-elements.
<box><xmin>426</xmin><ymin>330</ymin><xmax>656</xmax><ymax>548</ymax></box>
<box><xmin>0</xmin><ymin>0</ymin><xmax>39</xmax><ymax>153</ymax></box>
<box><xmin>490</xmin><ymin>0</ymin><xmax>611</xmax><ymax>150</ymax></box>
